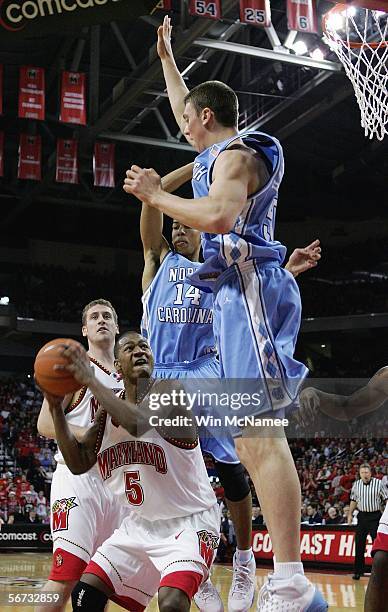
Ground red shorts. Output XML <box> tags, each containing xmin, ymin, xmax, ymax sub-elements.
<box><xmin>372</xmin><ymin>531</ymin><xmax>388</xmax><ymax>555</ymax></box>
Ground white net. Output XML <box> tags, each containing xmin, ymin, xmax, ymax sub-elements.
<box><xmin>323</xmin><ymin>6</ymin><xmax>388</xmax><ymax>140</ymax></box>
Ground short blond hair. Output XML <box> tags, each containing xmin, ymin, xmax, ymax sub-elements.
<box><xmin>82</xmin><ymin>299</ymin><xmax>118</xmax><ymax>326</ymax></box>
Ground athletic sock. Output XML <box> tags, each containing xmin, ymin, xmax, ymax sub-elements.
<box><xmin>273</xmin><ymin>561</ymin><xmax>305</xmax><ymax>580</ymax></box>
<box><xmin>236</xmin><ymin>547</ymin><xmax>253</xmax><ymax>564</ymax></box>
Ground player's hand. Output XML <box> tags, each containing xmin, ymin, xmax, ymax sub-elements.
<box><xmin>123</xmin><ymin>165</ymin><xmax>162</xmax><ymax>205</ymax></box>
<box><xmin>56</xmin><ymin>343</ymin><xmax>95</xmax><ymax>386</ymax></box>
<box><xmin>157</xmin><ymin>15</ymin><xmax>173</xmax><ymax>61</ymax></box>
<box><xmin>286</xmin><ymin>239</ymin><xmax>321</xmax><ymax>277</ymax></box>
<box><xmin>296</xmin><ymin>387</ymin><xmax>321</xmax><ymax>426</ymax></box>
<box><xmin>44</xmin><ymin>391</ymin><xmax>65</xmax><ymax>412</ymax></box>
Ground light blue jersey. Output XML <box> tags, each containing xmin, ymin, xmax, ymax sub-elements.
<box><xmin>141</xmin><ymin>251</ymin><xmax>216</xmax><ymax>365</ymax></box>
<box><xmin>190</xmin><ymin>131</ymin><xmax>287</xmax><ymax>290</ymax></box>
<box><xmin>187</xmin><ymin>130</ymin><xmax>308</xmax><ymax>427</ymax></box>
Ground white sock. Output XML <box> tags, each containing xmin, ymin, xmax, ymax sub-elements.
<box><xmin>237</xmin><ymin>548</ymin><xmax>253</xmax><ymax>564</ymax></box>
<box><xmin>273</xmin><ymin>561</ymin><xmax>304</xmax><ymax>580</ymax></box>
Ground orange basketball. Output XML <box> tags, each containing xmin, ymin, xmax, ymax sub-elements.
<box><xmin>34</xmin><ymin>338</ymin><xmax>83</xmax><ymax>396</ymax></box>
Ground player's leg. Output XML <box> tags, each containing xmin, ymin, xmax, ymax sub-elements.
<box><xmin>364</xmin><ymin>551</ymin><xmax>388</xmax><ymax>612</ymax></box>
<box><xmin>214</xmin><ymin>263</ymin><xmax>327</xmax><ymax>611</ymax></box>
<box><xmin>365</xmin><ymin>505</ymin><xmax>388</xmax><ymax>611</ymax></box>
<box><xmin>214</xmin><ymin>460</ymin><xmax>256</xmax><ymax>612</ymax></box>
<box><xmin>36</xmin><ymin>465</ymin><xmax>95</xmax><ymax>612</ymax></box>
<box><xmin>71</xmin><ymin>574</ymin><xmax>111</xmax><ymax>611</ymax></box>
<box><xmin>158</xmin><ymin>585</ymin><xmax>193</xmax><ymax>611</ymax></box>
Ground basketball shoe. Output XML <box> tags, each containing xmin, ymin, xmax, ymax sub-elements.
<box><xmin>194</xmin><ymin>577</ymin><xmax>224</xmax><ymax>612</ymax></box>
<box><xmin>257</xmin><ymin>573</ymin><xmax>328</xmax><ymax>611</ymax></box>
<box><xmin>228</xmin><ymin>551</ymin><xmax>256</xmax><ymax>611</ymax></box>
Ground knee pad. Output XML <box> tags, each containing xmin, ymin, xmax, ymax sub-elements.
<box><xmin>214</xmin><ymin>461</ymin><xmax>250</xmax><ymax>502</ymax></box>
<box><xmin>71</xmin><ymin>580</ymin><xmax>108</xmax><ymax>611</ymax></box>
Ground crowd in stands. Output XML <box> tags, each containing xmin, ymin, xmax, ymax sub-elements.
<box><xmin>0</xmin><ymin>378</ymin><xmax>386</xmax><ymax>558</ymax></box>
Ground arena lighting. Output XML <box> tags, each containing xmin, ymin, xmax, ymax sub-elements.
<box><xmin>310</xmin><ymin>48</ymin><xmax>325</xmax><ymax>61</ymax></box>
<box><xmin>292</xmin><ymin>40</ymin><xmax>308</xmax><ymax>55</ymax></box>
<box><xmin>321</xmin><ymin>344</ymin><xmax>326</xmax><ymax>348</ymax></box>
<box><xmin>342</xmin><ymin>5</ymin><xmax>357</xmax><ymax>17</ymax></box>
<box><xmin>0</xmin><ymin>296</ymin><xmax>9</xmax><ymax>305</ymax></box>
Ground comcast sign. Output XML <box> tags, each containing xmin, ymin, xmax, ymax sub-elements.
<box><xmin>0</xmin><ymin>0</ymin><xmax>157</xmax><ymax>36</ymax></box>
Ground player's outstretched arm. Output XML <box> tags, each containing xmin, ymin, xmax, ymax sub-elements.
<box><xmin>285</xmin><ymin>239</ymin><xmax>321</xmax><ymax>277</ymax></box>
<box><xmin>124</xmin><ymin>151</ymin><xmax>251</xmax><ymax>233</ymax></box>
<box><xmin>141</xmin><ymin>163</ymin><xmax>194</xmax><ymax>292</ymax></box>
<box><xmin>37</xmin><ymin>394</ymin><xmax>87</xmax><ymax>440</ymax></box>
<box><xmin>157</xmin><ymin>16</ymin><xmax>189</xmax><ymax>133</ymax></box>
<box><xmin>45</xmin><ymin>393</ymin><xmax>100</xmax><ymax>474</ymax></box>
<box><xmin>299</xmin><ymin>366</ymin><xmax>388</xmax><ymax>424</ymax></box>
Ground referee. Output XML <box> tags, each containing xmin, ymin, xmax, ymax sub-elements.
<box><xmin>348</xmin><ymin>464</ymin><xmax>388</xmax><ymax>580</ymax></box>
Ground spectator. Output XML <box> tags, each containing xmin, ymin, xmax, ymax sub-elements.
<box><xmin>26</xmin><ymin>510</ymin><xmax>40</xmax><ymax>524</ymax></box>
<box><xmin>252</xmin><ymin>506</ymin><xmax>264</xmax><ymax>527</ymax></box>
<box><xmin>307</xmin><ymin>503</ymin><xmax>323</xmax><ymax>524</ymax></box>
<box><xmin>324</xmin><ymin>507</ymin><xmax>344</xmax><ymax>525</ymax></box>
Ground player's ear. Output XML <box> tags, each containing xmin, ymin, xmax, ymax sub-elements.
<box><xmin>81</xmin><ymin>325</ymin><xmax>87</xmax><ymax>337</ymax></box>
<box><xmin>114</xmin><ymin>359</ymin><xmax>122</xmax><ymax>374</ymax></box>
<box><xmin>202</xmin><ymin>107</ymin><xmax>212</xmax><ymax>126</ymax></box>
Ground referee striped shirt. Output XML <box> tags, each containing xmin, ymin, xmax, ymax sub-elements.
<box><xmin>350</xmin><ymin>478</ymin><xmax>388</xmax><ymax>512</ymax></box>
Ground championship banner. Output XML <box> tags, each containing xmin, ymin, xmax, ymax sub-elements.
<box><xmin>287</xmin><ymin>0</ymin><xmax>318</xmax><ymax>34</ymax></box>
<box><xmin>240</xmin><ymin>0</ymin><xmax>271</xmax><ymax>27</ymax></box>
<box><xmin>56</xmin><ymin>139</ymin><xmax>78</xmax><ymax>184</ymax></box>
<box><xmin>60</xmin><ymin>72</ymin><xmax>86</xmax><ymax>126</ymax></box>
<box><xmin>18</xmin><ymin>66</ymin><xmax>45</xmax><ymax>120</ymax></box>
<box><xmin>0</xmin><ymin>131</ymin><xmax>4</xmax><ymax>177</ymax></box>
<box><xmin>17</xmin><ymin>134</ymin><xmax>42</xmax><ymax>181</ymax></box>
<box><xmin>93</xmin><ymin>142</ymin><xmax>115</xmax><ymax>187</ymax></box>
<box><xmin>0</xmin><ymin>1</ymin><xmax>158</xmax><ymax>39</ymax></box>
<box><xmin>189</xmin><ymin>0</ymin><xmax>222</xmax><ymax>20</ymax></box>
<box><xmin>0</xmin><ymin>64</ymin><xmax>3</xmax><ymax>115</ymax></box>
<box><xmin>252</xmin><ymin>528</ymin><xmax>373</xmax><ymax>566</ymax></box>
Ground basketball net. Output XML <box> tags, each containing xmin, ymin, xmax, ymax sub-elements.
<box><xmin>323</xmin><ymin>2</ymin><xmax>388</xmax><ymax>140</ymax></box>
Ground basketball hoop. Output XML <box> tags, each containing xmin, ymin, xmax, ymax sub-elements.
<box><xmin>322</xmin><ymin>1</ymin><xmax>388</xmax><ymax>140</ymax></box>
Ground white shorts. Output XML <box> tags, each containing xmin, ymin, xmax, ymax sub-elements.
<box><xmin>85</xmin><ymin>503</ymin><xmax>220</xmax><ymax>608</ymax></box>
<box><xmin>49</xmin><ymin>463</ymin><xmax>128</xmax><ymax>578</ymax></box>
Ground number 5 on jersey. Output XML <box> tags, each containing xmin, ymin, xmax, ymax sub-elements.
<box><xmin>124</xmin><ymin>470</ymin><xmax>144</xmax><ymax>506</ymax></box>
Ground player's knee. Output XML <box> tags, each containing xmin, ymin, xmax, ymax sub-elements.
<box><xmin>371</xmin><ymin>551</ymin><xmax>388</xmax><ymax>584</ymax></box>
<box><xmin>71</xmin><ymin>580</ymin><xmax>108</xmax><ymax>611</ymax></box>
<box><xmin>214</xmin><ymin>461</ymin><xmax>250</xmax><ymax>502</ymax></box>
<box><xmin>158</xmin><ymin>587</ymin><xmax>191</xmax><ymax>612</ymax></box>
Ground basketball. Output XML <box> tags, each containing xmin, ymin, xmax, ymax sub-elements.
<box><xmin>34</xmin><ymin>338</ymin><xmax>83</xmax><ymax>396</ymax></box>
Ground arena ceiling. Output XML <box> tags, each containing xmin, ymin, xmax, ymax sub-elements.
<box><xmin>0</xmin><ymin>0</ymin><xmax>387</xmax><ymax>248</ymax></box>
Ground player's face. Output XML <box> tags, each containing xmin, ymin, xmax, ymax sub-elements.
<box><xmin>116</xmin><ymin>333</ymin><xmax>154</xmax><ymax>381</ymax></box>
<box><xmin>82</xmin><ymin>305</ymin><xmax>119</xmax><ymax>346</ymax></box>
<box><xmin>172</xmin><ymin>221</ymin><xmax>200</xmax><ymax>258</ymax></box>
<box><xmin>182</xmin><ymin>101</ymin><xmax>208</xmax><ymax>152</ymax></box>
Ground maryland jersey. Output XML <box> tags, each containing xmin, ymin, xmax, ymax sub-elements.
<box><xmin>96</xmin><ymin>392</ymin><xmax>216</xmax><ymax>521</ymax></box>
<box><xmin>189</xmin><ymin>131</ymin><xmax>287</xmax><ymax>290</ymax></box>
<box><xmin>55</xmin><ymin>358</ymin><xmax>123</xmax><ymax>466</ymax></box>
<box><xmin>141</xmin><ymin>251</ymin><xmax>216</xmax><ymax>364</ymax></box>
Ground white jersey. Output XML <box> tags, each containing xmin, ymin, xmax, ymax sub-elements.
<box><xmin>96</xmin><ymin>391</ymin><xmax>216</xmax><ymax>521</ymax></box>
<box><xmin>55</xmin><ymin>357</ymin><xmax>123</xmax><ymax>467</ymax></box>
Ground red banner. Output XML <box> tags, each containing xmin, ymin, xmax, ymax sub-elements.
<box><xmin>287</xmin><ymin>0</ymin><xmax>318</xmax><ymax>34</ymax></box>
<box><xmin>93</xmin><ymin>143</ymin><xmax>115</xmax><ymax>188</ymax></box>
<box><xmin>189</xmin><ymin>0</ymin><xmax>222</xmax><ymax>20</ymax></box>
<box><xmin>56</xmin><ymin>139</ymin><xmax>78</xmax><ymax>184</ymax></box>
<box><xmin>18</xmin><ymin>66</ymin><xmax>45</xmax><ymax>120</ymax></box>
<box><xmin>155</xmin><ymin>0</ymin><xmax>172</xmax><ymax>8</ymax></box>
<box><xmin>0</xmin><ymin>64</ymin><xmax>3</xmax><ymax>116</ymax></box>
<box><xmin>18</xmin><ymin>134</ymin><xmax>41</xmax><ymax>181</ymax></box>
<box><xmin>0</xmin><ymin>131</ymin><xmax>4</xmax><ymax>178</ymax></box>
<box><xmin>252</xmin><ymin>528</ymin><xmax>373</xmax><ymax>566</ymax></box>
<box><xmin>60</xmin><ymin>72</ymin><xmax>86</xmax><ymax>125</ymax></box>
<box><xmin>240</xmin><ymin>0</ymin><xmax>271</xmax><ymax>27</ymax></box>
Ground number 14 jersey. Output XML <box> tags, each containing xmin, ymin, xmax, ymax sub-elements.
<box><xmin>141</xmin><ymin>251</ymin><xmax>216</xmax><ymax>364</ymax></box>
